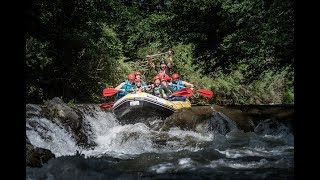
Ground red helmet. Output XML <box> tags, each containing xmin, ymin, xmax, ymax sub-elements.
<box><xmin>134</xmin><ymin>71</ymin><xmax>141</xmax><ymax>76</ymax></box>
<box><xmin>128</xmin><ymin>74</ymin><xmax>135</xmax><ymax>80</ymax></box>
<box><xmin>161</xmin><ymin>74</ymin><xmax>171</xmax><ymax>82</ymax></box>
<box><xmin>157</xmin><ymin>73</ymin><xmax>164</xmax><ymax>79</ymax></box>
<box><xmin>165</xmin><ymin>75</ymin><xmax>171</xmax><ymax>82</ymax></box>
<box><xmin>172</xmin><ymin>73</ymin><xmax>179</xmax><ymax>79</ymax></box>
<box><xmin>153</xmin><ymin>75</ymin><xmax>160</xmax><ymax>81</ymax></box>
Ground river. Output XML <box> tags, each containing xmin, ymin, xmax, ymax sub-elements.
<box><xmin>26</xmin><ymin>103</ymin><xmax>293</xmax><ymax>179</ymax></box>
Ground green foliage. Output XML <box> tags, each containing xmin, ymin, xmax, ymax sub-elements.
<box><xmin>26</xmin><ymin>37</ymin><xmax>52</xmax><ymax>102</ymax></box>
<box><xmin>67</xmin><ymin>99</ymin><xmax>76</xmax><ymax>108</ymax></box>
<box><xmin>212</xmin><ymin>64</ymin><xmax>294</xmax><ymax>104</ymax></box>
<box><xmin>26</xmin><ymin>0</ymin><xmax>294</xmax><ymax>104</ymax></box>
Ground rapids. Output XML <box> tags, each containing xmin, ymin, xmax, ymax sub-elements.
<box><xmin>26</xmin><ymin>102</ymin><xmax>293</xmax><ymax>179</ymax></box>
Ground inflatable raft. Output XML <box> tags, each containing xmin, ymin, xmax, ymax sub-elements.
<box><xmin>112</xmin><ymin>92</ymin><xmax>191</xmax><ymax>124</ymax></box>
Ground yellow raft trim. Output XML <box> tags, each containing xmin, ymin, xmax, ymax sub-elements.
<box><xmin>122</xmin><ymin>92</ymin><xmax>191</xmax><ymax>111</ymax></box>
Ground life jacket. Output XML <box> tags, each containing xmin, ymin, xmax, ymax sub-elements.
<box><xmin>171</xmin><ymin>80</ymin><xmax>184</xmax><ymax>92</ymax></box>
<box><xmin>161</xmin><ymin>85</ymin><xmax>173</xmax><ymax>96</ymax></box>
<box><xmin>153</xmin><ymin>85</ymin><xmax>162</xmax><ymax>97</ymax></box>
<box><xmin>158</xmin><ymin>67</ymin><xmax>170</xmax><ymax>78</ymax></box>
<box><xmin>141</xmin><ymin>80</ymin><xmax>147</xmax><ymax>87</ymax></box>
<box><xmin>116</xmin><ymin>80</ymin><xmax>134</xmax><ymax>99</ymax></box>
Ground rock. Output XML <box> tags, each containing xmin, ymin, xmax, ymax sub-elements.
<box><xmin>26</xmin><ymin>137</ymin><xmax>55</xmax><ymax>167</ymax></box>
<box><xmin>254</xmin><ymin>119</ymin><xmax>292</xmax><ymax>135</ymax></box>
<box><xmin>42</xmin><ymin>97</ymin><xmax>91</xmax><ymax>147</ymax></box>
<box><xmin>160</xmin><ymin>106</ymin><xmax>214</xmax><ymax>132</ymax></box>
<box><xmin>213</xmin><ymin>105</ymin><xmax>255</xmax><ymax>132</ymax></box>
<box><xmin>44</xmin><ymin>97</ymin><xmax>80</xmax><ymax>121</ymax></box>
<box><xmin>26</xmin><ymin>104</ymin><xmax>42</xmax><ymax>118</ymax></box>
<box><xmin>213</xmin><ymin>105</ymin><xmax>294</xmax><ymax>132</ymax></box>
<box><xmin>207</xmin><ymin>111</ymin><xmax>238</xmax><ymax>135</ymax></box>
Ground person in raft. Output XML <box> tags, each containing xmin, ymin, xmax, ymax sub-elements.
<box><xmin>147</xmin><ymin>51</ymin><xmax>173</xmax><ymax>78</ymax></box>
<box><xmin>114</xmin><ymin>74</ymin><xmax>136</xmax><ymax>99</ymax></box>
<box><xmin>169</xmin><ymin>73</ymin><xmax>194</xmax><ymax>92</ymax></box>
<box><xmin>134</xmin><ymin>71</ymin><xmax>147</xmax><ymax>87</ymax></box>
<box><xmin>159</xmin><ymin>74</ymin><xmax>174</xmax><ymax>99</ymax></box>
<box><xmin>133</xmin><ymin>78</ymin><xmax>151</xmax><ymax>93</ymax></box>
<box><xmin>151</xmin><ymin>75</ymin><xmax>172</xmax><ymax>99</ymax></box>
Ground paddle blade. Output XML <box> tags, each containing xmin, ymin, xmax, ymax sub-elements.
<box><xmin>103</xmin><ymin>88</ymin><xmax>117</xmax><ymax>97</ymax></box>
<box><xmin>171</xmin><ymin>88</ymin><xmax>193</xmax><ymax>97</ymax></box>
<box><xmin>197</xmin><ymin>89</ymin><xmax>214</xmax><ymax>98</ymax></box>
<box><xmin>100</xmin><ymin>102</ymin><xmax>114</xmax><ymax>109</ymax></box>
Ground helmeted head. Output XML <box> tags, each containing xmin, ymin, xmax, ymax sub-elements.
<box><xmin>164</xmin><ymin>75</ymin><xmax>171</xmax><ymax>82</ymax></box>
<box><xmin>128</xmin><ymin>74</ymin><xmax>135</xmax><ymax>83</ymax></box>
<box><xmin>153</xmin><ymin>75</ymin><xmax>161</xmax><ymax>86</ymax></box>
<box><xmin>134</xmin><ymin>71</ymin><xmax>142</xmax><ymax>79</ymax></box>
<box><xmin>171</xmin><ymin>73</ymin><xmax>180</xmax><ymax>82</ymax></box>
<box><xmin>160</xmin><ymin>60</ymin><xmax>166</xmax><ymax>70</ymax></box>
<box><xmin>160</xmin><ymin>74</ymin><xmax>171</xmax><ymax>85</ymax></box>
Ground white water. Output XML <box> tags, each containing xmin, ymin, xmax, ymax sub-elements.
<box><xmin>26</xmin><ymin>104</ymin><xmax>294</xmax><ymax>179</ymax></box>
<box><xmin>26</xmin><ymin>105</ymin><xmax>214</xmax><ymax>158</ymax></box>
<box><xmin>216</xmin><ymin>145</ymin><xmax>294</xmax><ymax>158</ymax></box>
<box><xmin>26</xmin><ymin>117</ymin><xmax>80</xmax><ymax>156</ymax></box>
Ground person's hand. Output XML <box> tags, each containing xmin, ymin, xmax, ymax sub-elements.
<box><xmin>151</xmin><ymin>84</ymin><xmax>154</xmax><ymax>88</ymax></box>
<box><xmin>163</xmin><ymin>95</ymin><xmax>167</xmax><ymax>98</ymax></box>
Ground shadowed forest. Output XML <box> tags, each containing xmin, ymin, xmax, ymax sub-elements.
<box><xmin>26</xmin><ymin>0</ymin><xmax>294</xmax><ymax>105</ymax></box>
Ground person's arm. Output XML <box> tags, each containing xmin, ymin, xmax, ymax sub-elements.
<box><xmin>182</xmin><ymin>81</ymin><xmax>194</xmax><ymax>90</ymax></box>
<box><xmin>147</xmin><ymin>55</ymin><xmax>156</xmax><ymax>70</ymax></box>
<box><xmin>115</xmin><ymin>82</ymin><xmax>125</xmax><ymax>92</ymax></box>
<box><xmin>166</xmin><ymin>51</ymin><xmax>173</xmax><ymax>68</ymax></box>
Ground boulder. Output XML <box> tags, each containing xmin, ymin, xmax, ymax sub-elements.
<box><xmin>42</xmin><ymin>97</ymin><xmax>90</xmax><ymax>147</ymax></box>
<box><xmin>26</xmin><ymin>137</ymin><xmax>55</xmax><ymax>167</ymax></box>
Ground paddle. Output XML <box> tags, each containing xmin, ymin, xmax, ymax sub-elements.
<box><xmin>170</xmin><ymin>84</ymin><xmax>214</xmax><ymax>98</ymax></box>
<box><xmin>171</xmin><ymin>88</ymin><xmax>193</xmax><ymax>97</ymax></box>
<box><xmin>197</xmin><ymin>89</ymin><xmax>214</xmax><ymax>98</ymax></box>
<box><xmin>100</xmin><ymin>88</ymin><xmax>119</xmax><ymax>109</ymax></box>
<box><xmin>100</xmin><ymin>102</ymin><xmax>114</xmax><ymax>109</ymax></box>
<box><xmin>103</xmin><ymin>88</ymin><xmax>117</xmax><ymax>97</ymax></box>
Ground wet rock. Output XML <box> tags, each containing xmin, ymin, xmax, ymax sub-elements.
<box><xmin>213</xmin><ymin>105</ymin><xmax>255</xmax><ymax>132</ymax></box>
<box><xmin>254</xmin><ymin>119</ymin><xmax>292</xmax><ymax>135</ymax></box>
<box><xmin>26</xmin><ymin>104</ymin><xmax>42</xmax><ymax>118</ymax></box>
<box><xmin>208</xmin><ymin>111</ymin><xmax>238</xmax><ymax>135</ymax></box>
<box><xmin>42</xmin><ymin>97</ymin><xmax>92</xmax><ymax>147</ymax></box>
<box><xmin>213</xmin><ymin>105</ymin><xmax>294</xmax><ymax>132</ymax></box>
<box><xmin>160</xmin><ymin>106</ymin><xmax>214</xmax><ymax>132</ymax></box>
<box><xmin>26</xmin><ymin>137</ymin><xmax>55</xmax><ymax>167</ymax></box>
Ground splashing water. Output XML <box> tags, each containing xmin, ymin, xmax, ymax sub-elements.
<box><xmin>26</xmin><ymin>104</ymin><xmax>293</xmax><ymax>179</ymax></box>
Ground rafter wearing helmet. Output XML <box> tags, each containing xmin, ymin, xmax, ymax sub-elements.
<box><xmin>134</xmin><ymin>71</ymin><xmax>147</xmax><ymax>87</ymax></box>
<box><xmin>114</xmin><ymin>73</ymin><xmax>136</xmax><ymax>99</ymax></box>
<box><xmin>147</xmin><ymin>51</ymin><xmax>173</xmax><ymax>78</ymax></box>
<box><xmin>169</xmin><ymin>73</ymin><xmax>194</xmax><ymax>92</ymax></box>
